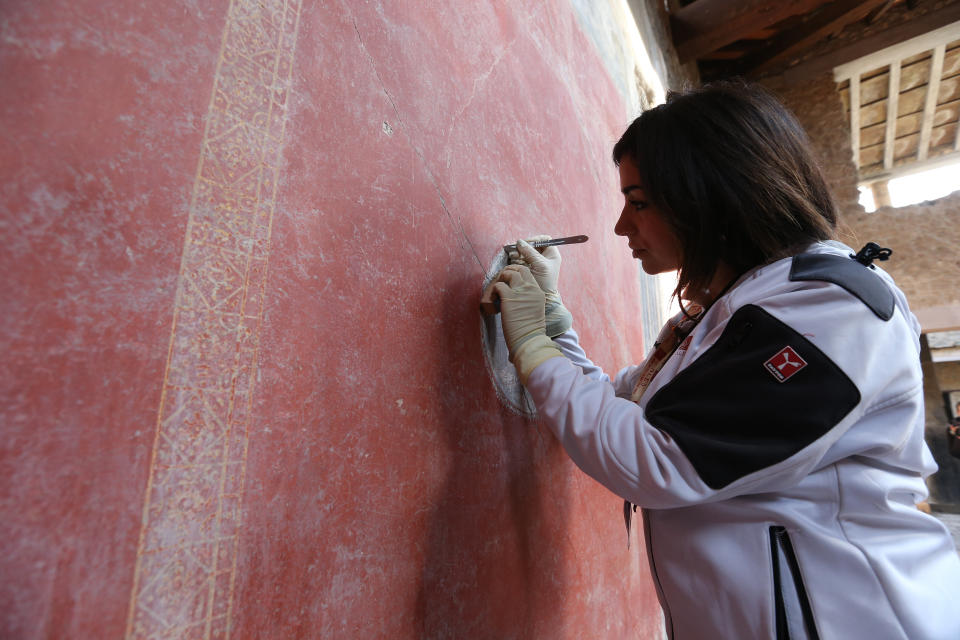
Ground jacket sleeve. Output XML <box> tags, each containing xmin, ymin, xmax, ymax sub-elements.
<box><xmin>551</xmin><ymin>329</ymin><xmax>642</xmax><ymax>399</ymax></box>
<box><xmin>524</xmin><ymin>304</ymin><xmax>863</xmax><ymax>508</ymax></box>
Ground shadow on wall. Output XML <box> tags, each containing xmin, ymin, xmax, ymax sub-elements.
<box><xmin>415</xmin><ymin>275</ymin><xmax>572</xmax><ymax>639</ymax></box>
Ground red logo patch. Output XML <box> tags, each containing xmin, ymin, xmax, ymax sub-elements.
<box><xmin>764</xmin><ymin>346</ymin><xmax>807</xmax><ymax>382</ymax></box>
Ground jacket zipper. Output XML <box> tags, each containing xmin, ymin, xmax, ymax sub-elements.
<box><xmin>769</xmin><ymin>526</ymin><xmax>820</xmax><ymax>640</ymax></box>
<box><xmin>643</xmin><ymin>509</ymin><xmax>674</xmax><ymax>639</ymax></box>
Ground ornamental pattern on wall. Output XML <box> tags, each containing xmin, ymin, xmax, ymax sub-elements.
<box><xmin>125</xmin><ymin>1</ymin><xmax>302</xmax><ymax>638</ymax></box>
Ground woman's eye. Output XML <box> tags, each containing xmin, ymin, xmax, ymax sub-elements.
<box><xmin>630</xmin><ymin>200</ymin><xmax>647</xmax><ymax>211</ymax></box>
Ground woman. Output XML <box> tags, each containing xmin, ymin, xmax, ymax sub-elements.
<box><xmin>492</xmin><ymin>82</ymin><xmax>960</xmax><ymax>639</ymax></box>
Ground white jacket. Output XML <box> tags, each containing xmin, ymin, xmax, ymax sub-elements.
<box><xmin>525</xmin><ymin>241</ymin><xmax>960</xmax><ymax>639</ymax></box>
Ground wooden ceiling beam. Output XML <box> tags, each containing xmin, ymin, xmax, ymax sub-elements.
<box><xmin>743</xmin><ymin>28</ymin><xmax>779</xmax><ymax>40</ymax></box>
<box><xmin>671</xmin><ymin>0</ymin><xmax>831</xmax><ymax>63</ymax></box>
<box><xmin>850</xmin><ymin>74</ymin><xmax>861</xmax><ymax>169</ymax></box>
<box><xmin>745</xmin><ymin>0</ymin><xmax>891</xmax><ymax>77</ymax></box>
<box><xmin>883</xmin><ymin>60</ymin><xmax>901</xmax><ymax>170</ymax></box>
<box><xmin>918</xmin><ymin>44</ymin><xmax>946</xmax><ymax>161</ymax></box>
<box><xmin>771</xmin><ymin>4</ymin><xmax>960</xmax><ymax>85</ymax></box>
<box><xmin>865</xmin><ymin>0</ymin><xmax>897</xmax><ymax>25</ymax></box>
<box><xmin>701</xmin><ymin>49</ymin><xmax>752</xmax><ymax>61</ymax></box>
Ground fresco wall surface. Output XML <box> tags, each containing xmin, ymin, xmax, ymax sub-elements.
<box><xmin>0</xmin><ymin>1</ymin><xmax>663</xmax><ymax>637</ymax></box>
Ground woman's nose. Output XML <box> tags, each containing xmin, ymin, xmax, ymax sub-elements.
<box><xmin>614</xmin><ymin>207</ymin><xmax>630</xmax><ymax>236</ymax></box>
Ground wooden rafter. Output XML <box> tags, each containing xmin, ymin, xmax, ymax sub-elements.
<box><xmin>884</xmin><ymin>60</ymin><xmax>901</xmax><ymax>170</ymax></box>
<box><xmin>955</xmin><ymin>111</ymin><xmax>960</xmax><ymax>151</ymax></box>
<box><xmin>865</xmin><ymin>0</ymin><xmax>897</xmax><ymax>24</ymax></box>
<box><xmin>785</xmin><ymin>5</ymin><xmax>960</xmax><ymax>84</ymax></box>
<box><xmin>850</xmin><ymin>75</ymin><xmax>861</xmax><ymax>169</ymax></box>
<box><xmin>918</xmin><ymin>44</ymin><xmax>946</xmax><ymax>161</ymax></box>
<box><xmin>743</xmin><ymin>28</ymin><xmax>779</xmax><ymax>40</ymax></box>
<box><xmin>746</xmin><ymin>0</ymin><xmax>890</xmax><ymax>77</ymax></box>
<box><xmin>671</xmin><ymin>0</ymin><xmax>831</xmax><ymax>63</ymax></box>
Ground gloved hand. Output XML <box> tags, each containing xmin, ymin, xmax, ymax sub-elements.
<box><xmin>493</xmin><ymin>265</ymin><xmax>564</xmax><ymax>384</ymax></box>
<box><xmin>508</xmin><ymin>237</ymin><xmax>561</xmax><ymax>302</ymax></box>
<box><xmin>510</xmin><ymin>237</ymin><xmax>573</xmax><ymax>337</ymax></box>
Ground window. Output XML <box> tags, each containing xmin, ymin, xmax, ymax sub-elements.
<box><xmin>835</xmin><ymin>21</ymin><xmax>960</xmax><ymax>211</ymax></box>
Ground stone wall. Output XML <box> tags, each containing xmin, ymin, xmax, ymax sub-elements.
<box><xmin>764</xmin><ymin>74</ymin><xmax>862</xmax><ymax>222</ymax></box>
<box><xmin>766</xmin><ymin>74</ymin><xmax>960</xmax><ymax>315</ymax></box>
<box><xmin>847</xmin><ymin>194</ymin><xmax>960</xmax><ymax>311</ymax></box>
<box><xmin>937</xmin><ymin>360</ymin><xmax>960</xmax><ymax>391</ymax></box>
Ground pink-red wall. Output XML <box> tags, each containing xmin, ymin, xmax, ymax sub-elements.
<box><xmin>1</xmin><ymin>1</ymin><xmax>661</xmax><ymax>637</ymax></box>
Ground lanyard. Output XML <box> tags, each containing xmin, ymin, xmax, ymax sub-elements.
<box><xmin>623</xmin><ymin>304</ymin><xmax>702</xmax><ymax>547</ymax></box>
<box><xmin>630</xmin><ymin>304</ymin><xmax>704</xmax><ymax>404</ymax></box>
<box><xmin>621</xmin><ymin>272</ymin><xmax>741</xmax><ymax>546</ymax></box>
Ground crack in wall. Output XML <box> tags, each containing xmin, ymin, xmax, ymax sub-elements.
<box><xmin>344</xmin><ymin>1</ymin><xmax>515</xmax><ymax>278</ymax></box>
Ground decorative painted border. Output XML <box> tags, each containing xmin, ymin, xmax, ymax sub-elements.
<box><xmin>125</xmin><ymin>1</ymin><xmax>301</xmax><ymax>637</ymax></box>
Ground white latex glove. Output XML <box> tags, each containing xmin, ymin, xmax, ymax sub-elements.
<box><xmin>509</xmin><ymin>237</ymin><xmax>561</xmax><ymax>303</ymax></box>
<box><xmin>544</xmin><ymin>300</ymin><xmax>573</xmax><ymax>338</ymax></box>
<box><xmin>510</xmin><ymin>237</ymin><xmax>572</xmax><ymax>337</ymax></box>
<box><xmin>493</xmin><ymin>265</ymin><xmax>564</xmax><ymax>384</ymax></box>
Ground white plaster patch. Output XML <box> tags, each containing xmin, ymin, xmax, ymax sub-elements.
<box><xmin>479</xmin><ymin>250</ymin><xmax>537</xmax><ymax>418</ymax></box>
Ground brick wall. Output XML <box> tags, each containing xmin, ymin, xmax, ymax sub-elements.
<box><xmin>937</xmin><ymin>360</ymin><xmax>960</xmax><ymax>392</ymax></box>
<box><xmin>766</xmin><ymin>74</ymin><xmax>960</xmax><ymax>313</ymax></box>
<box><xmin>846</xmin><ymin>194</ymin><xmax>960</xmax><ymax>310</ymax></box>
<box><xmin>764</xmin><ymin>74</ymin><xmax>861</xmax><ymax>221</ymax></box>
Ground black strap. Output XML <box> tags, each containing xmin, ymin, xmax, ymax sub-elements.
<box><xmin>789</xmin><ymin>246</ymin><xmax>895</xmax><ymax>321</ymax></box>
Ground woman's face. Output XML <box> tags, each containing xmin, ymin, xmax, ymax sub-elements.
<box><xmin>614</xmin><ymin>155</ymin><xmax>683</xmax><ymax>275</ymax></box>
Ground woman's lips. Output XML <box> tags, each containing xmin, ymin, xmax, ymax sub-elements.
<box><xmin>632</xmin><ymin>248</ymin><xmax>644</xmax><ymax>258</ymax></box>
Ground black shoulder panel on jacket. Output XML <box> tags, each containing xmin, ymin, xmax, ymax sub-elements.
<box><xmin>644</xmin><ymin>305</ymin><xmax>860</xmax><ymax>490</ymax></box>
<box><xmin>789</xmin><ymin>253</ymin><xmax>895</xmax><ymax>320</ymax></box>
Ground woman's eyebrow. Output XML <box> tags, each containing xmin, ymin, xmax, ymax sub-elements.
<box><xmin>621</xmin><ymin>185</ymin><xmax>644</xmax><ymax>195</ymax></box>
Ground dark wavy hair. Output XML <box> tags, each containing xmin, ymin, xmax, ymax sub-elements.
<box><xmin>612</xmin><ymin>80</ymin><xmax>836</xmax><ymax>302</ymax></box>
